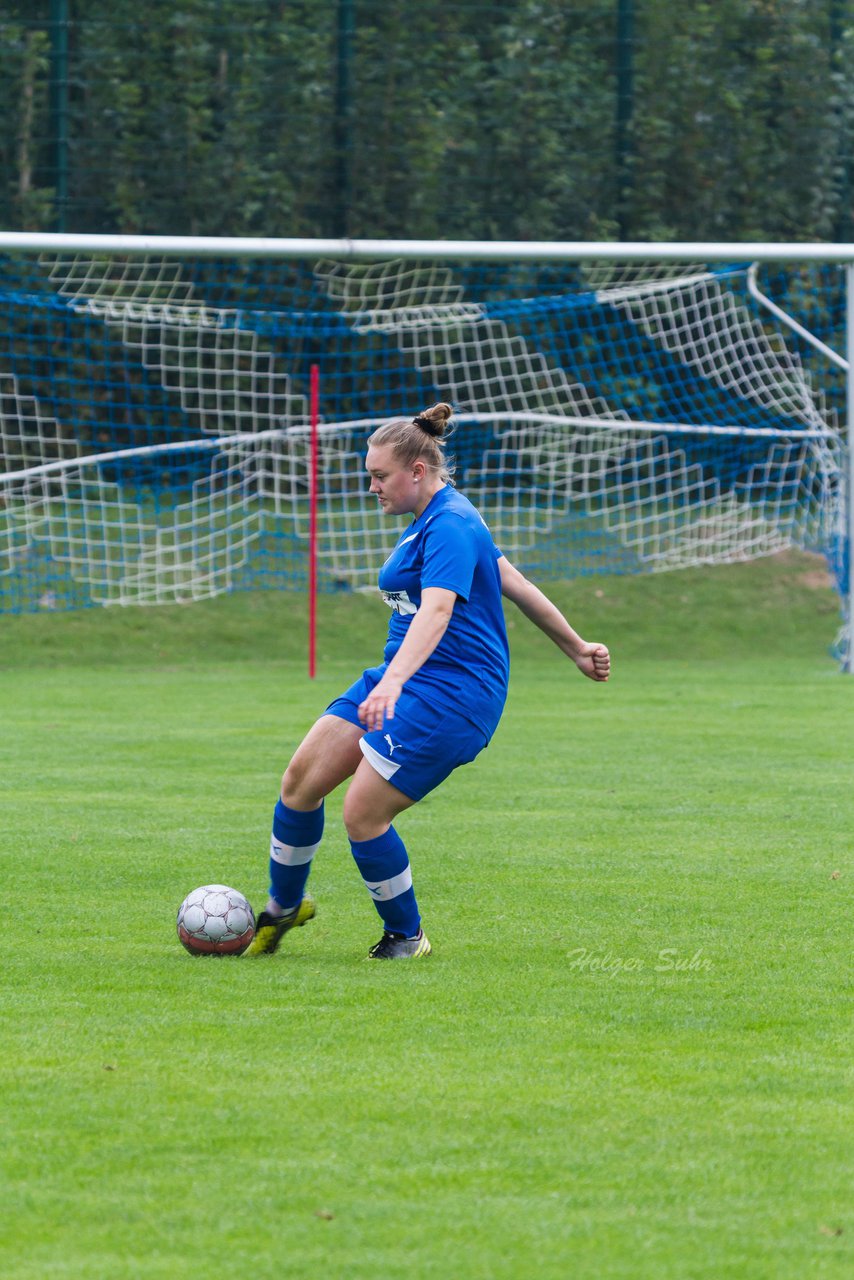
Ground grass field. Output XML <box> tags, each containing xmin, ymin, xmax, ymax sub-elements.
<box><xmin>1</xmin><ymin>552</ymin><xmax>851</xmax><ymax>1279</ymax></box>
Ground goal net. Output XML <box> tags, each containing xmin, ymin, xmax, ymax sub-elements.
<box><xmin>0</xmin><ymin>243</ymin><xmax>847</xmax><ymax>653</ymax></box>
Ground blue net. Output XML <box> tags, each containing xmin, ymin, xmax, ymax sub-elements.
<box><xmin>0</xmin><ymin>252</ymin><xmax>845</xmax><ymax>634</ymax></box>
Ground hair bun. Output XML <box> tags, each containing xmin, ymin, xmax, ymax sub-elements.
<box><xmin>412</xmin><ymin>402</ymin><xmax>453</xmax><ymax>439</ymax></box>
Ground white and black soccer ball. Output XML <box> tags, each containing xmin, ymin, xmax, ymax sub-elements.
<box><xmin>176</xmin><ymin>884</ymin><xmax>255</xmax><ymax>956</ymax></box>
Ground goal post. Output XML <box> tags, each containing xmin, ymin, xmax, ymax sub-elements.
<box><xmin>848</xmin><ymin>262</ymin><xmax>854</xmax><ymax>673</ymax></box>
<box><xmin>0</xmin><ymin>234</ymin><xmax>850</xmax><ymax>667</ymax></box>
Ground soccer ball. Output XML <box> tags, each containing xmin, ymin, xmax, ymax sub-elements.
<box><xmin>176</xmin><ymin>884</ymin><xmax>255</xmax><ymax>956</ymax></box>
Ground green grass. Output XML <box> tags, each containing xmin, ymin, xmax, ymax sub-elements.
<box><xmin>0</xmin><ymin>552</ymin><xmax>851</xmax><ymax>1279</ymax></box>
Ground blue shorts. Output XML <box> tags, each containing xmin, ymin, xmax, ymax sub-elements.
<box><xmin>324</xmin><ymin>665</ymin><xmax>490</xmax><ymax>802</ymax></box>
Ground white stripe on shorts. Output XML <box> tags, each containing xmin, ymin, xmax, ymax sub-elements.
<box><xmin>269</xmin><ymin>835</ymin><xmax>320</xmax><ymax>866</ymax></box>
<box><xmin>359</xmin><ymin>736</ymin><xmax>401</xmax><ymax>782</ymax></box>
<box><xmin>362</xmin><ymin>863</ymin><xmax>413</xmax><ymax>902</ymax></box>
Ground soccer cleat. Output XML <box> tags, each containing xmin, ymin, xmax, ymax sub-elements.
<box><xmin>242</xmin><ymin>894</ymin><xmax>316</xmax><ymax>956</ymax></box>
<box><xmin>366</xmin><ymin>929</ymin><xmax>432</xmax><ymax>960</ymax></box>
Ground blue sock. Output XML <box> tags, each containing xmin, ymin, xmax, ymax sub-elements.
<box><xmin>349</xmin><ymin>825</ymin><xmax>421</xmax><ymax>938</ymax></box>
<box><xmin>268</xmin><ymin>799</ymin><xmax>324</xmax><ymax>911</ymax></box>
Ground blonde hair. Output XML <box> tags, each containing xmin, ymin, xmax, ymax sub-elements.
<box><xmin>367</xmin><ymin>402</ymin><xmax>455</xmax><ymax>484</ymax></box>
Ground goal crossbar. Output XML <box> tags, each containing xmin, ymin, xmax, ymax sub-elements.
<box><xmin>3</xmin><ymin>232</ymin><xmax>854</xmax><ymax>264</ymax></box>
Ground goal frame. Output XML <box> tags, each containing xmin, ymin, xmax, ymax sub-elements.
<box><xmin>1</xmin><ymin>232</ymin><xmax>852</xmax><ymax>670</ymax></box>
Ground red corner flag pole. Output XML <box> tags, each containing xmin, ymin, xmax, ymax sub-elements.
<box><xmin>308</xmin><ymin>363</ymin><xmax>319</xmax><ymax>679</ymax></box>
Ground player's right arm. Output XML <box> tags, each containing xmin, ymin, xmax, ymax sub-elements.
<box><xmin>358</xmin><ymin>585</ymin><xmax>457</xmax><ymax>731</ymax></box>
<box><xmin>497</xmin><ymin>555</ymin><xmax>610</xmax><ymax>682</ymax></box>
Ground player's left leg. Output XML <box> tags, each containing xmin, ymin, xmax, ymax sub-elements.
<box><xmin>343</xmin><ymin>755</ymin><xmax>416</xmax><ymax>841</ymax></box>
<box><xmin>344</xmin><ymin>694</ymin><xmax>490</xmax><ymax>958</ymax></box>
<box><xmin>342</xmin><ymin>761</ymin><xmax>431</xmax><ymax>959</ymax></box>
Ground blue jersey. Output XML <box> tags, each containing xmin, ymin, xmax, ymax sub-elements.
<box><xmin>377</xmin><ymin>485</ymin><xmax>510</xmax><ymax>737</ymax></box>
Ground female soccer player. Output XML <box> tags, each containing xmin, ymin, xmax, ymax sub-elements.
<box><xmin>244</xmin><ymin>402</ymin><xmax>610</xmax><ymax>960</ymax></box>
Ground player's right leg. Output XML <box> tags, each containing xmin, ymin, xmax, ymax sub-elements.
<box><xmin>280</xmin><ymin>713</ymin><xmax>366</xmax><ymax>808</ymax></box>
<box><xmin>243</xmin><ymin>714</ymin><xmax>364</xmax><ymax>956</ymax></box>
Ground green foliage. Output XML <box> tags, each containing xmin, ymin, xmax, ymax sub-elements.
<box><xmin>1</xmin><ymin>0</ymin><xmax>852</xmax><ymax>239</ymax></box>
<box><xmin>630</xmin><ymin>0</ymin><xmax>850</xmax><ymax>239</ymax></box>
<box><xmin>0</xmin><ymin>11</ymin><xmax>53</xmax><ymax>227</ymax></box>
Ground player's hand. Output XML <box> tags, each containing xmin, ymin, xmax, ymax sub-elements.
<box><xmin>575</xmin><ymin>642</ymin><xmax>610</xmax><ymax>682</ymax></box>
<box><xmin>358</xmin><ymin>675</ymin><xmax>404</xmax><ymax>732</ymax></box>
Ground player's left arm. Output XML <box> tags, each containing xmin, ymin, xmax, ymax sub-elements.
<box><xmin>498</xmin><ymin>555</ymin><xmax>610</xmax><ymax>682</ymax></box>
<box><xmin>358</xmin><ymin>586</ymin><xmax>457</xmax><ymax>731</ymax></box>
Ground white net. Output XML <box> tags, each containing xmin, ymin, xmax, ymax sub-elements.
<box><xmin>0</xmin><ymin>250</ymin><xmax>845</xmax><ymax>650</ymax></box>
